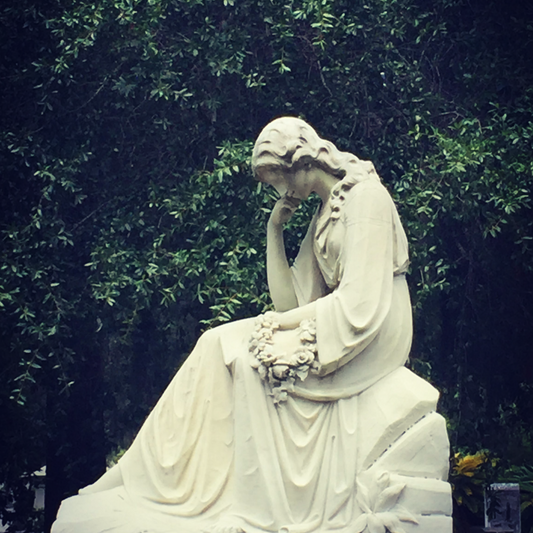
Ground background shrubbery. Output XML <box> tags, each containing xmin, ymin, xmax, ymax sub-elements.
<box><xmin>1</xmin><ymin>0</ymin><xmax>532</xmax><ymax>531</ymax></box>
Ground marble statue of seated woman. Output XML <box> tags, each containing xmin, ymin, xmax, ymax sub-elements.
<box><xmin>52</xmin><ymin>117</ymin><xmax>452</xmax><ymax>533</ymax></box>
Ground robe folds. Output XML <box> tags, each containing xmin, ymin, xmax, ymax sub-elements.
<box><xmin>52</xmin><ymin>173</ymin><xmax>452</xmax><ymax>533</ymax></box>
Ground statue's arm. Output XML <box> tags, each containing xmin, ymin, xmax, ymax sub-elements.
<box><xmin>276</xmin><ymin>300</ymin><xmax>317</xmax><ymax>328</ymax></box>
<box><xmin>314</xmin><ymin>183</ymin><xmax>397</xmax><ymax>375</ymax></box>
<box><xmin>267</xmin><ymin>197</ymin><xmax>326</xmax><ymax>315</ymax></box>
<box><xmin>266</xmin><ymin>217</ymin><xmax>299</xmax><ymax>312</ymax></box>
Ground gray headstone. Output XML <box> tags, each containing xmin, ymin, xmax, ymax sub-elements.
<box><xmin>484</xmin><ymin>483</ymin><xmax>521</xmax><ymax>533</ymax></box>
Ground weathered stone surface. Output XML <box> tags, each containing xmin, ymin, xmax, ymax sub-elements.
<box><xmin>357</xmin><ymin>366</ymin><xmax>441</xmax><ymax>471</ymax></box>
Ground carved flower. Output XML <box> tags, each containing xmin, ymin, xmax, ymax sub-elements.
<box><xmin>256</xmin><ymin>343</ymin><xmax>275</xmax><ymax>362</ymax></box>
<box><xmin>271</xmin><ymin>364</ymin><xmax>289</xmax><ymax>380</ymax></box>
<box><xmin>294</xmin><ymin>364</ymin><xmax>310</xmax><ymax>382</ymax></box>
<box><xmin>270</xmin><ymin>377</ymin><xmax>295</xmax><ymax>405</ymax></box>
<box><xmin>271</xmin><ymin>387</ymin><xmax>288</xmax><ymax>404</ymax></box>
<box><xmin>299</xmin><ymin>329</ymin><xmax>315</xmax><ymax>343</ymax></box>
<box><xmin>353</xmin><ymin>472</ymin><xmax>418</xmax><ymax>533</ymax></box>
<box><xmin>257</xmin><ymin>364</ymin><xmax>267</xmax><ymax>380</ymax></box>
<box><xmin>291</xmin><ymin>348</ymin><xmax>315</xmax><ymax>367</ymax></box>
<box><xmin>261</xmin><ymin>311</ymin><xmax>280</xmax><ymax>329</ymax></box>
<box><xmin>299</xmin><ymin>319</ymin><xmax>317</xmax><ymax>342</ymax></box>
<box><xmin>258</xmin><ymin>328</ymin><xmax>273</xmax><ymax>341</ymax></box>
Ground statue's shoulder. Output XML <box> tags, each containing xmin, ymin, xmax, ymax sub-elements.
<box><xmin>334</xmin><ymin>178</ymin><xmax>394</xmax><ymax>226</ymax></box>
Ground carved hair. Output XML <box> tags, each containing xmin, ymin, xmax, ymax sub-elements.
<box><xmin>252</xmin><ymin>117</ymin><xmax>367</xmax><ymax>181</ymax></box>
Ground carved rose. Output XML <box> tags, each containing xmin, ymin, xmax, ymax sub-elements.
<box><xmin>271</xmin><ymin>365</ymin><xmax>289</xmax><ymax>380</ymax></box>
<box><xmin>299</xmin><ymin>329</ymin><xmax>316</xmax><ymax>343</ymax></box>
<box><xmin>291</xmin><ymin>348</ymin><xmax>315</xmax><ymax>366</ymax></box>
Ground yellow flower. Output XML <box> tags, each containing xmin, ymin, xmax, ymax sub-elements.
<box><xmin>453</xmin><ymin>452</ymin><xmax>488</xmax><ymax>476</ymax></box>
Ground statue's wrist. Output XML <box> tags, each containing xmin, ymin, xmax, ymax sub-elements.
<box><xmin>267</xmin><ymin>218</ymin><xmax>283</xmax><ymax>231</ymax></box>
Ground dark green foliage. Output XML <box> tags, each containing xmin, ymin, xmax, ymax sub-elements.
<box><xmin>1</xmin><ymin>0</ymin><xmax>532</xmax><ymax>530</ymax></box>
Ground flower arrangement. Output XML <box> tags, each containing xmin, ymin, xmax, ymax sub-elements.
<box><xmin>249</xmin><ymin>312</ymin><xmax>321</xmax><ymax>404</ymax></box>
<box><xmin>450</xmin><ymin>450</ymin><xmax>496</xmax><ymax>514</ymax></box>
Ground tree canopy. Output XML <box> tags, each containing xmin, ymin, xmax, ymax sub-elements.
<box><xmin>1</xmin><ymin>0</ymin><xmax>532</xmax><ymax>530</ymax></box>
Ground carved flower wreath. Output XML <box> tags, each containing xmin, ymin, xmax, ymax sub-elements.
<box><xmin>249</xmin><ymin>312</ymin><xmax>321</xmax><ymax>404</ymax></box>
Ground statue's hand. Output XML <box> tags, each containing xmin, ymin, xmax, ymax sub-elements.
<box><xmin>269</xmin><ymin>194</ymin><xmax>301</xmax><ymax>227</ymax></box>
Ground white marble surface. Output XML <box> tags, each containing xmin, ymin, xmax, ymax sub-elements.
<box><xmin>53</xmin><ymin>117</ymin><xmax>452</xmax><ymax>533</ymax></box>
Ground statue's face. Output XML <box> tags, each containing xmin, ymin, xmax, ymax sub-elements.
<box><xmin>256</xmin><ymin>165</ymin><xmax>313</xmax><ymax>201</ymax></box>
<box><xmin>256</xmin><ymin>166</ymin><xmax>289</xmax><ymax>196</ymax></box>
